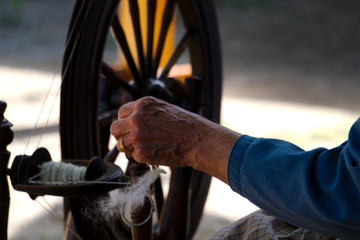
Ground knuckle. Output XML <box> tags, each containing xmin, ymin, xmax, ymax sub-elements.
<box><xmin>136</xmin><ymin>96</ymin><xmax>158</xmax><ymax>109</ymax></box>
<box><xmin>135</xmin><ymin>97</ymin><xmax>150</xmax><ymax>109</ymax></box>
<box><xmin>109</xmin><ymin>122</ymin><xmax>119</xmax><ymax>136</ymax></box>
<box><xmin>117</xmin><ymin>105</ymin><xmax>126</xmax><ymax>118</ymax></box>
<box><xmin>128</xmin><ymin>114</ymin><xmax>144</xmax><ymax>129</ymax></box>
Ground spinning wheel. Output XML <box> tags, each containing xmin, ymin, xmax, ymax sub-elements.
<box><xmin>60</xmin><ymin>0</ymin><xmax>222</xmax><ymax>239</ymax></box>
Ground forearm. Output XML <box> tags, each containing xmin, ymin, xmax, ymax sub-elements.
<box><xmin>188</xmin><ymin>115</ymin><xmax>241</xmax><ymax>183</ymax></box>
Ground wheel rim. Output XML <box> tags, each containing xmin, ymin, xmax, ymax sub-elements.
<box><xmin>60</xmin><ymin>0</ymin><xmax>222</xmax><ymax>239</ymax></box>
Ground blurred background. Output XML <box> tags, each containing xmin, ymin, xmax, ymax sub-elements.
<box><xmin>1</xmin><ymin>0</ymin><xmax>360</xmax><ymax>239</ymax></box>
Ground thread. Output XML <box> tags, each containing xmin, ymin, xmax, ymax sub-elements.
<box><xmin>36</xmin><ymin>197</ymin><xmax>83</xmax><ymax>240</ymax></box>
<box><xmin>24</xmin><ymin>0</ymin><xmax>90</xmax><ymax>155</ymax></box>
<box><xmin>39</xmin><ymin>161</ymin><xmax>86</xmax><ymax>183</ymax></box>
<box><xmin>31</xmin><ymin>161</ymin><xmax>166</xmax><ymax>226</ymax></box>
<box><xmin>20</xmin><ymin>2</ymin><xmax>102</xmax><ymax>238</ymax></box>
<box><xmin>83</xmin><ymin>168</ymin><xmax>166</xmax><ymax>225</ymax></box>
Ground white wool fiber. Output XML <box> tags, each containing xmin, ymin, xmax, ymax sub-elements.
<box><xmin>84</xmin><ymin>168</ymin><xmax>166</xmax><ymax>224</ymax></box>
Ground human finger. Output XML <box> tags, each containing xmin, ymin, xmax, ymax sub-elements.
<box><xmin>117</xmin><ymin>96</ymin><xmax>163</xmax><ymax>119</ymax></box>
<box><xmin>110</xmin><ymin>118</ymin><xmax>128</xmax><ymax>140</ymax></box>
<box><xmin>117</xmin><ymin>134</ymin><xmax>133</xmax><ymax>153</ymax></box>
<box><xmin>117</xmin><ymin>100</ymin><xmax>135</xmax><ymax>119</ymax></box>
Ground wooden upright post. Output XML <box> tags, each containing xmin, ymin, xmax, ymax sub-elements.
<box><xmin>0</xmin><ymin>101</ymin><xmax>14</xmax><ymax>240</ymax></box>
<box><xmin>128</xmin><ymin>160</ymin><xmax>153</xmax><ymax>240</ymax></box>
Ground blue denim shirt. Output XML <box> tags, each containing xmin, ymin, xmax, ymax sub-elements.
<box><xmin>228</xmin><ymin>118</ymin><xmax>360</xmax><ymax>239</ymax></box>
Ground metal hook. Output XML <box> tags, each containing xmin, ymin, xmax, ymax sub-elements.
<box><xmin>120</xmin><ymin>192</ymin><xmax>155</xmax><ymax>227</ymax></box>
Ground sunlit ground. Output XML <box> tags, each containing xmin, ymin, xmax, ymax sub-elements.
<box><xmin>1</xmin><ymin>65</ymin><xmax>358</xmax><ymax>239</ymax></box>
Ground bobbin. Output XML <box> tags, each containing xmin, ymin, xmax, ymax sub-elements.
<box><xmin>7</xmin><ymin>147</ymin><xmax>128</xmax><ymax>199</ymax></box>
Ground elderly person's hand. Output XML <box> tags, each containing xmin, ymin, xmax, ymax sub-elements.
<box><xmin>110</xmin><ymin>96</ymin><xmax>241</xmax><ymax>183</ymax></box>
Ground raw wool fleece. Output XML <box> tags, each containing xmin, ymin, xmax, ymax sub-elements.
<box><xmin>83</xmin><ymin>168</ymin><xmax>166</xmax><ymax>224</ymax></box>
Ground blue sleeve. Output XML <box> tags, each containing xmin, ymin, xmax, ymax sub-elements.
<box><xmin>228</xmin><ymin>118</ymin><xmax>360</xmax><ymax>239</ymax></box>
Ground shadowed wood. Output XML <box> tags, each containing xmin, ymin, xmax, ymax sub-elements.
<box><xmin>159</xmin><ymin>29</ymin><xmax>194</xmax><ymax>80</ymax></box>
<box><xmin>146</xmin><ymin>0</ymin><xmax>157</xmax><ymax>77</ymax></box>
<box><xmin>111</xmin><ymin>15</ymin><xmax>143</xmax><ymax>88</ymax></box>
<box><xmin>151</xmin><ymin>0</ymin><xmax>177</xmax><ymax>78</ymax></box>
<box><xmin>129</xmin><ymin>0</ymin><xmax>147</xmax><ymax>80</ymax></box>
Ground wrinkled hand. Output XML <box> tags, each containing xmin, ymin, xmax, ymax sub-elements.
<box><xmin>110</xmin><ymin>96</ymin><xmax>241</xmax><ymax>183</ymax></box>
<box><xmin>110</xmin><ymin>97</ymin><xmax>203</xmax><ymax>167</ymax></box>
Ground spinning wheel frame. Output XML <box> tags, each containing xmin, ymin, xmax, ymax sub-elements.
<box><xmin>60</xmin><ymin>0</ymin><xmax>222</xmax><ymax>239</ymax></box>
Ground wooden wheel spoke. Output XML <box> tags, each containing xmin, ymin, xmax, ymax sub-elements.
<box><xmin>111</xmin><ymin>15</ymin><xmax>143</xmax><ymax>88</ymax></box>
<box><xmin>159</xmin><ymin>28</ymin><xmax>194</xmax><ymax>80</ymax></box>
<box><xmin>151</xmin><ymin>0</ymin><xmax>177</xmax><ymax>78</ymax></box>
<box><xmin>103</xmin><ymin>146</ymin><xmax>120</xmax><ymax>163</ymax></box>
<box><xmin>154</xmin><ymin>174</ymin><xmax>164</xmax><ymax>220</ymax></box>
<box><xmin>101</xmin><ymin>62</ymin><xmax>142</xmax><ymax>98</ymax></box>
<box><xmin>129</xmin><ymin>0</ymin><xmax>147</xmax><ymax>80</ymax></box>
<box><xmin>146</xmin><ymin>0</ymin><xmax>156</xmax><ymax>77</ymax></box>
<box><xmin>97</xmin><ymin>109</ymin><xmax>118</xmax><ymax>128</ymax></box>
